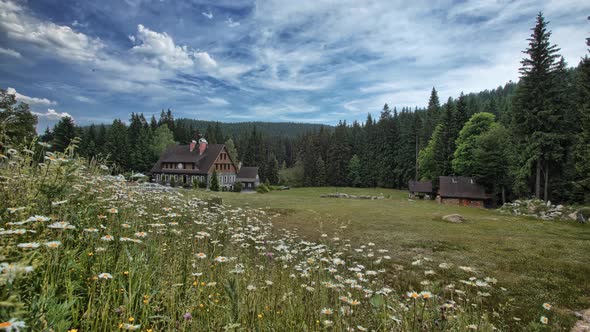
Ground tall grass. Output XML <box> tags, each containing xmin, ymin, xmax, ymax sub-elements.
<box><xmin>0</xmin><ymin>143</ymin><xmax>554</xmax><ymax>331</ymax></box>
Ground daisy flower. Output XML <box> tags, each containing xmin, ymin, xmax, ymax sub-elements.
<box><xmin>407</xmin><ymin>291</ymin><xmax>419</xmax><ymax>299</ymax></box>
<box><xmin>107</xmin><ymin>208</ymin><xmax>118</xmax><ymax>214</ymax></box>
<box><xmin>98</xmin><ymin>273</ymin><xmax>113</xmax><ymax>279</ymax></box>
<box><xmin>48</xmin><ymin>222</ymin><xmax>75</xmax><ymax>229</ymax></box>
<box><xmin>196</xmin><ymin>253</ymin><xmax>207</xmax><ymax>259</ymax></box>
<box><xmin>214</xmin><ymin>256</ymin><xmax>228</xmax><ymax>263</ymax></box>
<box><xmin>17</xmin><ymin>242</ymin><xmax>40</xmax><ymax>249</ymax></box>
<box><xmin>540</xmin><ymin>316</ymin><xmax>548</xmax><ymax>324</ymax></box>
<box><xmin>44</xmin><ymin>241</ymin><xmax>62</xmax><ymax>249</ymax></box>
<box><xmin>0</xmin><ymin>318</ymin><xmax>26</xmax><ymax>331</ymax></box>
<box><xmin>134</xmin><ymin>232</ymin><xmax>147</xmax><ymax>238</ymax></box>
<box><xmin>542</xmin><ymin>303</ymin><xmax>551</xmax><ymax>310</ymax></box>
<box><xmin>101</xmin><ymin>235</ymin><xmax>114</xmax><ymax>241</ymax></box>
<box><xmin>320</xmin><ymin>308</ymin><xmax>333</xmax><ymax>315</ymax></box>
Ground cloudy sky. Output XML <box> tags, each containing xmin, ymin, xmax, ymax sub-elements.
<box><xmin>1</xmin><ymin>0</ymin><xmax>589</xmax><ymax>130</ymax></box>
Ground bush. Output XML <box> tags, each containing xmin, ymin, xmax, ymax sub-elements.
<box><xmin>233</xmin><ymin>182</ymin><xmax>243</xmax><ymax>193</ymax></box>
<box><xmin>256</xmin><ymin>183</ymin><xmax>270</xmax><ymax>193</ymax></box>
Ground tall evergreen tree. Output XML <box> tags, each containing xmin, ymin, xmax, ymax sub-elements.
<box><xmin>422</xmin><ymin>87</ymin><xmax>440</xmax><ymax>146</ymax></box>
<box><xmin>573</xmin><ymin>53</ymin><xmax>590</xmax><ymax>202</ymax></box>
<box><xmin>52</xmin><ymin>116</ymin><xmax>77</xmax><ymax>152</ymax></box>
<box><xmin>347</xmin><ymin>154</ymin><xmax>362</xmax><ymax>187</ymax></box>
<box><xmin>327</xmin><ymin>121</ymin><xmax>350</xmax><ymax>186</ymax></box>
<box><xmin>512</xmin><ymin>12</ymin><xmax>562</xmax><ymax>200</ymax></box>
<box><xmin>105</xmin><ymin>119</ymin><xmax>129</xmax><ymax>170</ymax></box>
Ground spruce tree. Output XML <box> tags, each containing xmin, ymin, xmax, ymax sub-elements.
<box><xmin>347</xmin><ymin>154</ymin><xmax>362</xmax><ymax>187</ymax></box>
<box><xmin>52</xmin><ymin>116</ymin><xmax>77</xmax><ymax>152</ymax></box>
<box><xmin>512</xmin><ymin>12</ymin><xmax>562</xmax><ymax>200</ymax></box>
<box><xmin>574</xmin><ymin>54</ymin><xmax>590</xmax><ymax>202</ymax></box>
<box><xmin>422</xmin><ymin>87</ymin><xmax>440</xmax><ymax>145</ymax></box>
<box><xmin>105</xmin><ymin>119</ymin><xmax>129</xmax><ymax>170</ymax></box>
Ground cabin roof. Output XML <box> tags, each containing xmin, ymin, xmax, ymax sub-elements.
<box><xmin>438</xmin><ymin>176</ymin><xmax>489</xmax><ymax>199</ymax></box>
<box><xmin>236</xmin><ymin>167</ymin><xmax>259</xmax><ymax>181</ymax></box>
<box><xmin>150</xmin><ymin>144</ymin><xmax>225</xmax><ymax>174</ymax></box>
<box><xmin>408</xmin><ymin>180</ymin><xmax>433</xmax><ymax>193</ymax></box>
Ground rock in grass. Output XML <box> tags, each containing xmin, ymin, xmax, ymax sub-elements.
<box><xmin>443</xmin><ymin>214</ymin><xmax>465</xmax><ymax>223</ymax></box>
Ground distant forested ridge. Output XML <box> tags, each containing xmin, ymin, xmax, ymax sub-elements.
<box><xmin>1</xmin><ymin>13</ymin><xmax>589</xmax><ymax>204</ymax></box>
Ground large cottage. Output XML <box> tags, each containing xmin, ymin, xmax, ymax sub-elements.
<box><xmin>150</xmin><ymin>138</ymin><xmax>258</xmax><ymax>190</ymax></box>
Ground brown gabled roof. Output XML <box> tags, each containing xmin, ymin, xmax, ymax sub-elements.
<box><xmin>438</xmin><ymin>176</ymin><xmax>488</xmax><ymax>200</ymax></box>
<box><xmin>237</xmin><ymin>167</ymin><xmax>259</xmax><ymax>181</ymax></box>
<box><xmin>150</xmin><ymin>144</ymin><xmax>225</xmax><ymax>174</ymax></box>
<box><xmin>408</xmin><ymin>180</ymin><xmax>432</xmax><ymax>193</ymax></box>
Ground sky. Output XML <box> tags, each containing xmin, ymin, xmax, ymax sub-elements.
<box><xmin>1</xmin><ymin>0</ymin><xmax>589</xmax><ymax>130</ymax></box>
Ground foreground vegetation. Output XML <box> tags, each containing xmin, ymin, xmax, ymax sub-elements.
<box><xmin>1</xmin><ymin>145</ymin><xmax>574</xmax><ymax>331</ymax></box>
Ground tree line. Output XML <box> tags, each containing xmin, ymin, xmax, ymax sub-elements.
<box><xmin>1</xmin><ymin>13</ymin><xmax>588</xmax><ymax>204</ymax></box>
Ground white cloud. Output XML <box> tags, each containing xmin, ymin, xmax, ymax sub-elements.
<box><xmin>202</xmin><ymin>11</ymin><xmax>213</xmax><ymax>19</ymax></box>
<box><xmin>0</xmin><ymin>47</ymin><xmax>21</xmax><ymax>58</ymax></box>
<box><xmin>71</xmin><ymin>20</ymin><xmax>88</xmax><ymax>28</ymax></box>
<box><xmin>225</xmin><ymin>18</ymin><xmax>240</xmax><ymax>28</ymax></box>
<box><xmin>33</xmin><ymin>108</ymin><xmax>72</xmax><ymax>119</ymax></box>
<box><xmin>0</xmin><ymin>0</ymin><xmax>103</xmax><ymax>61</ymax></box>
<box><xmin>206</xmin><ymin>97</ymin><xmax>229</xmax><ymax>105</ymax></box>
<box><xmin>6</xmin><ymin>87</ymin><xmax>57</xmax><ymax>106</ymax></box>
<box><xmin>131</xmin><ymin>24</ymin><xmax>194</xmax><ymax>69</ymax></box>
<box><xmin>74</xmin><ymin>95</ymin><xmax>95</xmax><ymax>103</ymax></box>
<box><xmin>194</xmin><ymin>51</ymin><xmax>217</xmax><ymax>68</ymax></box>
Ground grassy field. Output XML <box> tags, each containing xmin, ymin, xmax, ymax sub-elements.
<box><xmin>3</xmin><ymin>142</ymin><xmax>589</xmax><ymax>331</ymax></box>
<box><xmin>193</xmin><ymin>187</ymin><xmax>590</xmax><ymax>328</ymax></box>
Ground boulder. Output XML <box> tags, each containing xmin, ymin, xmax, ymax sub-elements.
<box><xmin>568</xmin><ymin>212</ymin><xmax>578</xmax><ymax>221</ymax></box>
<box><xmin>442</xmin><ymin>214</ymin><xmax>465</xmax><ymax>223</ymax></box>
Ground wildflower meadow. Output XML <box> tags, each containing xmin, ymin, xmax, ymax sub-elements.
<box><xmin>0</xmin><ymin>143</ymin><xmax>557</xmax><ymax>331</ymax></box>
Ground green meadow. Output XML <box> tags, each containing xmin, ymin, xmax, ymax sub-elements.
<box><xmin>193</xmin><ymin>187</ymin><xmax>590</xmax><ymax>329</ymax></box>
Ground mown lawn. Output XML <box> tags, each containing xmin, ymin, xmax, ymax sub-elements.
<box><xmin>191</xmin><ymin>186</ymin><xmax>590</xmax><ymax>328</ymax></box>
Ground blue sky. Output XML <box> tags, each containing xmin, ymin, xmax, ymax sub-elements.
<box><xmin>1</xmin><ymin>0</ymin><xmax>589</xmax><ymax>130</ymax></box>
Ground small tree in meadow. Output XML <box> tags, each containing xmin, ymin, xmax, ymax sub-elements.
<box><xmin>210</xmin><ymin>170</ymin><xmax>220</xmax><ymax>191</ymax></box>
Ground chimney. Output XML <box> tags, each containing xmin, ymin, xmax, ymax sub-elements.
<box><xmin>189</xmin><ymin>140</ymin><xmax>197</xmax><ymax>152</ymax></box>
<box><xmin>198</xmin><ymin>138</ymin><xmax>208</xmax><ymax>155</ymax></box>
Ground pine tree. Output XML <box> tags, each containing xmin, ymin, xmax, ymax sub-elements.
<box><xmin>52</xmin><ymin>116</ymin><xmax>77</xmax><ymax>152</ymax></box>
<box><xmin>96</xmin><ymin>124</ymin><xmax>107</xmax><ymax>155</ymax></box>
<box><xmin>267</xmin><ymin>154</ymin><xmax>280</xmax><ymax>184</ymax></box>
<box><xmin>214</xmin><ymin>122</ymin><xmax>224</xmax><ymax>144</ymax></box>
<box><xmin>432</xmin><ymin>98</ymin><xmax>456</xmax><ymax>177</ymax></box>
<box><xmin>574</xmin><ymin>54</ymin><xmax>590</xmax><ymax>202</ymax></box>
<box><xmin>327</xmin><ymin>121</ymin><xmax>350</xmax><ymax>186</ymax></box>
<box><xmin>347</xmin><ymin>154</ymin><xmax>362</xmax><ymax>187</ymax></box>
<box><xmin>205</xmin><ymin>124</ymin><xmax>215</xmax><ymax>144</ymax></box>
<box><xmin>105</xmin><ymin>119</ymin><xmax>129</xmax><ymax>170</ymax></box>
<box><xmin>315</xmin><ymin>156</ymin><xmax>327</xmax><ymax>187</ymax></box>
<box><xmin>377</xmin><ymin>105</ymin><xmax>398</xmax><ymax>188</ymax></box>
<box><xmin>422</xmin><ymin>87</ymin><xmax>440</xmax><ymax>145</ymax></box>
<box><xmin>512</xmin><ymin>12</ymin><xmax>562</xmax><ymax>200</ymax></box>
<box><xmin>224</xmin><ymin>138</ymin><xmax>239</xmax><ymax>163</ymax></box>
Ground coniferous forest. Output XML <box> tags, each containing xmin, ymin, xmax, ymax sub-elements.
<box><xmin>2</xmin><ymin>13</ymin><xmax>590</xmax><ymax>205</ymax></box>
